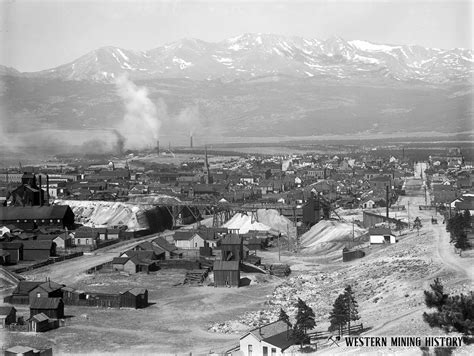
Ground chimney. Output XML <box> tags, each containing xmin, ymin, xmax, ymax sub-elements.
<box><xmin>190</xmin><ymin>135</ymin><xmax>193</xmax><ymax>149</ymax></box>
<box><xmin>156</xmin><ymin>140</ymin><xmax>160</xmax><ymax>155</ymax></box>
<box><xmin>386</xmin><ymin>185</ymin><xmax>389</xmax><ymax>218</ymax></box>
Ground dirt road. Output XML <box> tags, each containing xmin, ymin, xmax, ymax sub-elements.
<box><xmin>21</xmin><ymin>231</ymin><xmax>174</xmax><ymax>285</ymax></box>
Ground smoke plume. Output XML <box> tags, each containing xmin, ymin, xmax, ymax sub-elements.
<box><xmin>113</xmin><ymin>129</ymin><xmax>125</xmax><ymax>155</ymax></box>
<box><xmin>115</xmin><ymin>74</ymin><xmax>162</xmax><ymax>150</ymax></box>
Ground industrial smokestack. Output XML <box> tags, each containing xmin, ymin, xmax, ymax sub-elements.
<box><xmin>386</xmin><ymin>185</ymin><xmax>389</xmax><ymax>218</ymax></box>
<box><xmin>46</xmin><ymin>174</ymin><xmax>49</xmax><ymax>206</ymax></box>
<box><xmin>190</xmin><ymin>135</ymin><xmax>193</xmax><ymax>149</ymax></box>
<box><xmin>156</xmin><ymin>140</ymin><xmax>160</xmax><ymax>155</ymax></box>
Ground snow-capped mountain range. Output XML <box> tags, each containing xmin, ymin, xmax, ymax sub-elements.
<box><xmin>5</xmin><ymin>34</ymin><xmax>473</xmax><ymax>83</ymax></box>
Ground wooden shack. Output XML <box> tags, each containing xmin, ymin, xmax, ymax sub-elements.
<box><xmin>120</xmin><ymin>288</ymin><xmax>148</xmax><ymax>309</ymax></box>
<box><xmin>29</xmin><ymin>298</ymin><xmax>64</xmax><ymax>319</ymax></box>
<box><xmin>0</xmin><ymin>305</ymin><xmax>16</xmax><ymax>327</ymax></box>
<box><xmin>213</xmin><ymin>261</ymin><xmax>240</xmax><ymax>287</ymax></box>
<box><xmin>219</xmin><ymin>235</ymin><xmax>244</xmax><ymax>261</ymax></box>
<box><xmin>28</xmin><ymin>312</ymin><xmax>51</xmax><ymax>332</ymax></box>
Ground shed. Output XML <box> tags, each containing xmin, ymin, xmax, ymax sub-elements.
<box><xmin>369</xmin><ymin>227</ymin><xmax>397</xmax><ymax>244</ymax></box>
<box><xmin>213</xmin><ymin>260</ymin><xmax>240</xmax><ymax>287</ymax></box>
<box><xmin>28</xmin><ymin>312</ymin><xmax>51</xmax><ymax>332</ymax></box>
<box><xmin>30</xmin><ymin>298</ymin><xmax>64</xmax><ymax>319</ymax></box>
<box><xmin>22</xmin><ymin>240</ymin><xmax>56</xmax><ymax>261</ymax></box>
<box><xmin>0</xmin><ymin>305</ymin><xmax>16</xmax><ymax>327</ymax></box>
<box><xmin>0</xmin><ymin>242</ymin><xmax>23</xmax><ymax>263</ymax></box>
<box><xmin>120</xmin><ymin>288</ymin><xmax>148</xmax><ymax>309</ymax></box>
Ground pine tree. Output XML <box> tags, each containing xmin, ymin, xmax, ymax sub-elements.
<box><xmin>343</xmin><ymin>285</ymin><xmax>360</xmax><ymax>334</ymax></box>
<box><xmin>279</xmin><ymin>308</ymin><xmax>291</xmax><ymax>327</ymax></box>
<box><xmin>328</xmin><ymin>292</ymin><xmax>347</xmax><ymax>336</ymax></box>
<box><xmin>424</xmin><ymin>278</ymin><xmax>449</xmax><ymax>312</ymax></box>
<box><xmin>423</xmin><ymin>279</ymin><xmax>474</xmax><ymax>336</ymax></box>
<box><xmin>329</xmin><ymin>285</ymin><xmax>360</xmax><ymax>336</ymax></box>
<box><xmin>294</xmin><ymin>298</ymin><xmax>316</xmax><ymax>346</ymax></box>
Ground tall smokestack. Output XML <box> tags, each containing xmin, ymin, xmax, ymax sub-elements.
<box><xmin>156</xmin><ymin>140</ymin><xmax>160</xmax><ymax>155</ymax></box>
<box><xmin>190</xmin><ymin>135</ymin><xmax>193</xmax><ymax>149</ymax></box>
<box><xmin>46</xmin><ymin>174</ymin><xmax>49</xmax><ymax>206</ymax></box>
<box><xmin>386</xmin><ymin>185</ymin><xmax>389</xmax><ymax>218</ymax></box>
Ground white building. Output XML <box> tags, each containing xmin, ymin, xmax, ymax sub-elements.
<box><xmin>240</xmin><ymin>320</ymin><xmax>295</xmax><ymax>356</ymax></box>
<box><xmin>369</xmin><ymin>227</ymin><xmax>397</xmax><ymax>244</ymax></box>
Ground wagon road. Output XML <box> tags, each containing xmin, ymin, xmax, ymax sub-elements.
<box><xmin>358</xmin><ymin>163</ymin><xmax>474</xmax><ymax>339</ymax></box>
<box><xmin>20</xmin><ymin>230</ymin><xmax>174</xmax><ymax>285</ymax></box>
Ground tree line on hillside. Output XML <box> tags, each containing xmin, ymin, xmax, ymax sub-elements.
<box><xmin>446</xmin><ymin>209</ymin><xmax>471</xmax><ymax>251</ymax></box>
<box><xmin>279</xmin><ymin>285</ymin><xmax>360</xmax><ymax>349</ymax></box>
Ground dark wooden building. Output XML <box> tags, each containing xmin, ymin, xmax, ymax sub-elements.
<box><xmin>0</xmin><ymin>205</ymin><xmax>75</xmax><ymax>230</ymax></box>
<box><xmin>4</xmin><ymin>281</ymin><xmax>42</xmax><ymax>304</ymax></box>
<box><xmin>0</xmin><ymin>242</ymin><xmax>23</xmax><ymax>263</ymax></box>
<box><xmin>29</xmin><ymin>298</ymin><xmax>64</xmax><ymax>319</ymax></box>
<box><xmin>28</xmin><ymin>312</ymin><xmax>51</xmax><ymax>332</ymax></box>
<box><xmin>29</xmin><ymin>281</ymin><xmax>64</xmax><ymax>301</ymax></box>
<box><xmin>213</xmin><ymin>260</ymin><xmax>240</xmax><ymax>287</ymax></box>
<box><xmin>120</xmin><ymin>288</ymin><xmax>148</xmax><ymax>309</ymax></box>
<box><xmin>22</xmin><ymin>240</ymin><xmax>56</xmax><ymax>261</ymax></box>
<box><xmin>219</xmin><ymin>235</ymin><xmax>244</xmax><ymax>261</ymax></box>
<box><xmin>0</xmin><ymin>305</ymin><xmax>17</xmax><ymax>327</ymax></box>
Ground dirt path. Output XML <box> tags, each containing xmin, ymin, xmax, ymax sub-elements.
<box><xmin>21</xmin><ymin>231</ymin><xmax>173</xmax><ymax>285</ymax></box>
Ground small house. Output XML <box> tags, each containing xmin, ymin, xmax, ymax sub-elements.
<box><xmin>73</xmin><ymin>226</ymin><xmax>99</xmax><ymax>248</ymax></box>
<box><xmin>369</xmin><ymin>227</ymin><xmax>397</xmax><ymax>244</ymax></box>
<box><xmin>22</xmin><ymin>240</ymin><xmax>56</xmax><ymax>261</ymax></box>
<box><xmin>173</xmin><ymin>230</ymin><xmax>205</xmax><ymax>250</ymax></box>
<box><xmin>29</xmin><ymin>281</ymin><xmax>64</xmax><ymax>301</ymax></box>
<box><xmin>0</xmin><ymin>305</ymin><xmax>16</xmax><ymax>327</ymax></box>
<box><xmin>4</xmin><ymin>281</ymin><xmax>42</xmax><ymax>304</ymax></box>
<box><xmin>29</xmin><ymin>298</ymin><xmax>64</xmax><ymax>319</ymax></box>
<box><xmin>240</xmin><ymin>319</ymin><xmax>294</xmax><ymax>356</ymax></box>
<box><xmin>213</xmin><ymin>260</ymin><xmax>240</xmax><ymax>287</ymax></box>
<box><xmin>120</xmin><ymin>288</ymin><xmax>148</xmax><ymax>309</ymax></box>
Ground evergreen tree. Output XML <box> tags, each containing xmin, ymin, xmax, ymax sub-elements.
<box><xmin>424</xmin><ymin>278</ymin><xmax>448</xmax><ymax>312</ymax></box>
<box><xmin>279</xmin><ymin>308</ymin><xmax>291</xmax><ymax>327</ymax></box>
<box><xmin>343</xmin><ymin>285</ymin><xmax>360</xmax><ymax>333</ymax></box>
<box><xmin>328</xmin><ymin>285</ymin><xmax>360</xmax><ymax>336</ymax></box>
<box><xmin>294</xmin><ymin>298</ymin><xmax>316</xmax><ymax>346</ymax></box>
<box><xmin>328</xmin><ymin>292</ymin><xmax>347</xmax><ymax>336</ymax></box>
<box><xmin>423</xmin><ymin>279</ymin><xmax>474</xmax><ymax>336</ymax></box>
<box><xmin>454</xmin><ymin>232</ymin><xmax>470</xmax><ymax>250</ymax></box>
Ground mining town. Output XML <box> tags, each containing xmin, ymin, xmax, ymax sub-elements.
<box><xmin>1</xmin><ymin>142</ymin><xmax>473</xmax><ymax>355</ymax></box>
<box><xmin>0</xmin><ymin>1</ymin><xmax>473</xmax><ymax>355</ymax></box>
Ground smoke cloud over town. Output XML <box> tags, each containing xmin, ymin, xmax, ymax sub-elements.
<box><xmin>115</xmin><ymin>74</ymin><xmax>162</xmax><ymax>150</ymax></box>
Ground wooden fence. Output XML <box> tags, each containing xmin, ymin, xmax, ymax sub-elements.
<box><xmin>10</xmin><ymin>252</ymin><xmax>84</xmax><ymax>273</ymax></box>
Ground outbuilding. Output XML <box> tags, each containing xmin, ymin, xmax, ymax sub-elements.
<box><xmin>369</xmin><ymin>227</ymin><xmax>397</xmax><ymax>244</ymax></box>
<box><xmin>213</xmin><ymin>260</ymin><xmax>240</xmax><ymax>287</ymax></box>
<box><xmin>29</xmin><ymin>298</ymin><xmax>64</xmax><ymax>319</ymax></box>
<box><xmin>120</xmin><ymin>288</ymin><xmax>148</xmax><ymax>309</ymax></box>
<box><xmin>0</xmin><ymin>305</ymin><xmax>16</xmax><ymax>327</ymax></box>
<box><xmin>28</xmin><ymin>312</ymin><xmax>51</xmax><ymax>332</ymax></box>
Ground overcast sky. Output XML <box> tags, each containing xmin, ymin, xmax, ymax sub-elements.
<box><xmin>0</xmin><ymin>0</ymin><xmax>472</xmax><ymax>72</ymax></box>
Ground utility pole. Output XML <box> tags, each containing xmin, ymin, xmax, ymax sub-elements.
<box><xmin>278</xmin><ymin>233</ymin><xmax>281</xmax><ymax>262</ymax></box>
<box><xmin>407</xmin><ymin>201</ymin><xmax>410</xmax><ymax>229</ymax></box>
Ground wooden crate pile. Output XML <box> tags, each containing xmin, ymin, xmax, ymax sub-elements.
<box><xmin>269</xmin><ymin>264</ymin><xmax>291</xmax><ymax>277</ymax></box>
<box><xmin>183</xmin><ymin>269</ymin><xmax>209</xmax><ymax>285</ymax></box>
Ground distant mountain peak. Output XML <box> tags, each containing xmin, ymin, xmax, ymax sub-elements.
<box><xmin>2</xmin><ymin>33</ymin><xmax>472</xmax><ymax>84</ymax></box>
